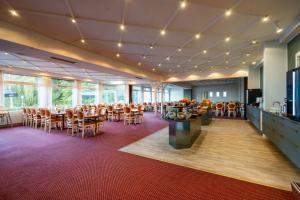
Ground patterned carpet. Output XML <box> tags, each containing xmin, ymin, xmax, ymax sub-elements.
<box><xmin>0</xmin><ymin>113</ymin><xmax>294</xmax><ymax>200</ymax></box>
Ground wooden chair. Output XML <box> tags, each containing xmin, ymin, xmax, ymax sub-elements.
<box><xmin>227</xmin><ymin>103</ymin><xmax>237</xmax><ymax>117</ymax></box>
<box><xmin>27</xmin><ymin>108</ymin><xmax>34</xmax><ymax>127</ymax></box>
<box><xmin>124</xmin><ymin>107</ymin><xmax>135</xmax><ymax>125</ymax></box>
<box><xmin>39</xmin><ymin>109</ymin><xmax>46</xmax><ymax>129</ymax></box>
<box><xmin>107</xmin><ymin>106</ymin><xmax>118</xmax><ymax>121</ymax></box>
<box><xmin>44</xmin><ymin>109</ymin><xmax>63</xmax><ymax>133</ymax></box>
<box><xmin>134</xmin><ymin>105</ymin><xmax>144</xmax><ymax>124</ymax></box>
<box><xmin>22</xmin><ymin>108</ymin><xmax>27</xmax><ymax>126</ymax></box>
<box><xmin>32</xmin><ymin>108</ymin><xmax>41</xmax><ymax>128</ymax></box>
<box><xmin>215</xmin><ymin>102</ymin><xmax>223</xmax><ymax>116</ymax></box>
<box><xmin>77</xmin><ymin>111</ymin><xmax>96</xmax><ymax>138</ymax></box>
<box><xmin>66</xmin><ymin>110</ymin><xmax>78</xmax><ymax>136</ymax></box>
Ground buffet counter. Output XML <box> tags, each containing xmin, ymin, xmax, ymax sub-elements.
<box><xmin>247</xmin><ymin>105</ymin><xmax>300</xmax><ymax>169</ymax></box>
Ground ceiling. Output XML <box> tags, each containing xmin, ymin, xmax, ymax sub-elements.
<box><xmin>187</xmin><ymin>77</ymin><xmax>242</xmax><ymax>86</ymax></box>
<box><xmin>0</xmin><ymin>0</ymin><xmax>299</xmax><ymax>81</ymax></box>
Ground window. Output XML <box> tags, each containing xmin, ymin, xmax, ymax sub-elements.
<box><xmin>143</xmin><ymin>87</ymin><xmax>151</xmax><ymax>103</ymax></box>
<box><xmin>81</xmin><ymin>82</ymin><xmax>97</xmax><ymax>105</ymax></box>
<box><xmin>223</xmin><ymin>91</ymin><xmax>227</xmax><ymax>97</ymax></box>
<box><xmin>164</xmin><ymin>89</ymin><xmax>170</xmax><ymax>102</ymax></box>
<box><xmin>209</xmin><ymin>91</ymin><xmax>213</xmax><ymax>98</ymax></box>
<box><xmin>116</xmin><ymin>85</ymin><xmax>125</xmax><ymax>103</ymax></box>
<box><xmin>132</xmin><ymin>86</ymin><xmax>142</xmax><ymax>103</ymax></box>
<box><xmin>52</xmin><ymin>79</ymin><xmax>73</xmax><ymax>107</ymax></box>
<box><xmin>3</xmin><ymin>74</ymin><xmax>38</xmax><ymax>109</ymax></box>
<box><xmin>102</xmin><ymin>85</ymin><xmax>116</xmax><ymax>104</ymax></box>
<box><xmin>216</xmin><ymin>92</ymin><xmax>220</xmax><ymax>97</ymax></box>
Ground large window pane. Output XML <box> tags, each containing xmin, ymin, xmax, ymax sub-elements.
<box><xmin>52</xmin><ymin>79</ymin><xmax>73</xmax><ymax>107</ymax></box>
<box><xmin>132</xmin><ymin>86</ymin><xmax>142</xmax><ymax>104</ymax></box>
<box><xmin>102</xmin><ymin>85</ymin><xmax>115</xmax><ymax>104</ymax></box>
<box><xmin>81</xmin><ymin>82</ymin><xmax>97</xmax><ymax>105</ymax></box>
<box><xmin>3</xmin><ymin>74</ymin><xmax>38</xmax><ymax>109</ymax></box>
<box><xmin>116</xmin><ymin>85</ymin><xmax>125</xmax><ymax>103</ymax></box>
<box><xmin>143</xmin><ymin>87</ymin><xmax>151</xmax><ymax>103</ymax></box>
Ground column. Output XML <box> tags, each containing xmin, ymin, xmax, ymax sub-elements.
<box><xmin>263</xmin><ymin>40</ymin><xmax>287</xmax><ymax>109</ymax></box>
<box><xmin>72</xmin><ymin>80</ymin><xmax>81</xmax><ymax>107</ymax></box>
<box><xmin>125</xmin><ymin>84</ymin><xmax>129</xmax><ymax>104</ymax></box>
<box><xmin>160</xmin><ymin>84</ymin><xmax>164</xmax><ymax>115</ymax></box>
<box><xmin>38</xmin><ymin>76</ymin><xmax>52</xmax><ymax>108</ymax></box>
<box><xmin>98</xmin><ymin>83</ymin><xmax>104</xmax><ymax>104</ymax></box>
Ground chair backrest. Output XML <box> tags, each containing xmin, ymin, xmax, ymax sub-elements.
<box><xmin>22</xmin><ymin>108</ymin><xmax>26</xmax><ymax>113</ymax></box>
<box><xmin>66</xmin><ymin>110</ymin><xmax>73</xmax><ymax>119</ymax></box>
<box><xmin>130</xmin><ymin>104</ymin><xmax>135</xmax><ymax>109</ymax></box>
<box><xmin>77</xmin><ymin>111</ymin><xmax>84</xmax><ymax>120</ymax></box>
<box><xmin>45</xmin><ymin>109</ymin><xmax>51</xmax><ymax>117</ymax></box>
<box><xmin>108</xmin><ymin>106</ymin><xmax>113</xmax><ymax>112</ymax></box>
<box><xmin>40</xmin><ymin>109</ymin><xmax>46</xmax><ymax>117</ymax></box>
<box><xmin>31</xmin><ymin>108</ymin><xmax>36</xmax><ymax>115</ymax></box>
<box><xmin>138</xmin><ymin>105</ymin><xmax>143</xmax><ymax>112</ymax></box>
<box><xmin>228</xmin><ymin>103</ymin><xmax>236</xmax><ymax>109</ymax></box>
<box><xmin>124</xmin><ymin>107</ymin><xmax>131</xmax><ymax>114</ymax></box>
<box><xmin>216</xmin><ymin>103</ymin><xmax>223</xmax><ymax>109</ymax></box>
<box><xmin>100</xmin><ymin>108</ymin><xmax>106</xmax><ymax>115</ymax></box>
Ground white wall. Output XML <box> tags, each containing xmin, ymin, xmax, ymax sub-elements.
<box><xmin>192</xmin><ymin>81</ymin><xmax>244</xmax><ymax>103</ymax></box>
<box><xmin>170</xmin><ymin>87</ymin><xmax>184</xmax><ymax>101</ymax></box>
<box><xmin>263</xmin><ymin>41</ymin><xmax>287</xmax><ymax>109</ymax></box>
<box><xmin>248</xmin><ymin>66</ymin><xmax>260</xmax><ymax>89</ymax></box>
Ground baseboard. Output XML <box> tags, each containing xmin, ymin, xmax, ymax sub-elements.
<box><xmin>0</xmin><ymin>123</ymin><xmax>22</xmax><ymax>129</ymax></box>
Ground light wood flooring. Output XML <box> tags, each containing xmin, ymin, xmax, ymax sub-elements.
<box><xmin>119</xmin><ymin>119</ymin><xmax>300</xmax><ymax>191</ymax></box>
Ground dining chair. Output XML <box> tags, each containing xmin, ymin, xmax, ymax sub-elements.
<box><xmin>227</xmin><ymin>103</ymin><xmax>237</xmax><ymax>117</ymax></box>
<box><xmin>124</xmin><ymin>107</ymin><xmax>135</xmax><ymax>125</ymax></box>
<box><xmin>77</xmin><ymin>111</ymin><xmax>95</xmax><ymax>138</ymax></box>
<box><xmin>22</xmin><ymin>108</ymin><xmax>27</xmax><ymax>126</ymax></box>
<box><xmin>215</xmin><ymin>102</ymin><xmax>224</xmax><ymax>117</ymax></box>
<box><xmin>66</xmin><ymin>110</ymin><xmax>78</xmax><ymax>136</ymax></box>
<box><xmin>32</xmin><ymin>108</ymin><xmax>42</xmax><ymax>128</ymax></box>
<box><xmin>44</xmin><ymin>109</ymin><xmax>63</xmax><ymax>133</ymax></box>
<box><xmin>39</xmin><ymin>108</ymin><xmax>46</xmax><ymax>129</ymax></box>
<box><xmin>107</xmin><ymin>106</ymin><xmax>117</xmax><ymax>121</ymax></box>
<box><xmin>134</xmin><ymin>105</ymin><xmax>144</xmax><ymax>124</ymax></box>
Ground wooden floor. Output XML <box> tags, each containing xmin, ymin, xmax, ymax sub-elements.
<box><xmin>120</xmin><ymin>119</ymin><xmax>300</xmax><ymax>190</ymax></box>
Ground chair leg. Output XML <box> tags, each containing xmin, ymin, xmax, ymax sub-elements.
<box><xmin>82</xmin><ymin>128</ymin><xmax>85</xmax><ymax>138</ymax></box>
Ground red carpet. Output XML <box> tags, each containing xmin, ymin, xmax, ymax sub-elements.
<box><xmin>0</xmin><ymin>113</ymin><xmax>293</xmax><ymax>200</ymax></box>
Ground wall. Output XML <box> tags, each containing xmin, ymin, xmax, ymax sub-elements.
<box><xmin>263</xmin><ymin>41</ymin><xmax>287</xmax><ymax>109</ymax></box>
<box><xmin>170</xmin><ymin>87</ymin><xmax>184</xmax><ymax>101</ymax></box>
<box><xmin>183</xmin><ymin>89</ymin><xmax>192</xmax><ymax>100</ymax></box>
<box><xmin>288</xmin><ymin>33</ymin><xmax>300</xmax><ymax>70</ymax></box>
<box><xmin>192</xmin><ymin>81</ymin><xmax>243</xmax><ymax>103</ymax></box>
<box><xmin>248</xmin><ymin>66</ymin><xmax>260</xmax><ymax>89</ymax></box>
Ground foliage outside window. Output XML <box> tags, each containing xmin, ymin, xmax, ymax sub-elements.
<box><xmin>81</xmin><ymin>82</ymin><xmax>97</xmax><ymax>105</ymax></box>
<box><xmin>3</xmin><ymin>74</ymin><xmax>38</xmax><ymax>109</ymax></box>
<box><xmin>143</xmin><ymin>87</ymin><xmax>151</xmax><ymax>103</ymax></box>
<box><xmin>52</xmin><ymin>79</ymin><xmax>73</xmax><ymax>107</ymax></box>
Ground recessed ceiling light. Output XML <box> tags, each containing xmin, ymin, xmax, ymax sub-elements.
<box><xmin>207</xmin><ymin>60</ymin><xmax>211</xmax><ymax>63</ymax></box>
<box><xmin>22</xmin><ymin>61</ymin><xmax>27</xmax><ymax>63</ymax></box>
<box><xmin>160</xmin><ymin>29</ymin><xmax>166</xmax><ymax>36</ymax></box>
<box><xmin>180</xmin><ymin>1</ymin><xmax>187</xmax><ymax>9</ymax></box>
<box><xmin>137</xmin><ymin>62</ymin><xmax>142</xmax><ymax>66</ymax></box>
<box><xmin>225</xmin><ymin>60</ymin><xmax>229</xmax><ymax>64</ymax></box>
<box><xmin>9</xmin><ymin>9</ymin><xmax>19</xmax><ymax>17</ymax></box>
<box><xmin>116</xmin><ymin>53</ymin><xmax>120</xmax><ymax>58</ymax></box>
<box><xmin>80</xmin><ymin>39</ymin><xmax>85</xmax><ymax>44</ymax></box>
<box><xmin>194</xmin><ymin>65</ymin><xmax>198</xmax><ymax>68</ymax></box>
<box><xmin>152</xmin><ymin>68</ymin><xmax>156</xmax><ymax>71</ymax></box>
<box><xmin>203</xmin><ymin>50</ymin><xmax>207</xmax><ymax>54</ymax></box>
<box><xmin>195</xmin><ymin>34</ymin><xmax>200</xmax><ymax>39</ymax></box>
<box><xmin>225</xmin><ymin>37</ymin><xmax>231</xmax><ymax>42</ymax></box>
<box><xmin>178</xmin><ymin>48</ymin><xmax>182</xmax><ymax>52</ymax></box>
<box><xmin>166</xmin><ymin>57</ymin><xmax>170</xmax><ymax>61</ymax></box>
<box><xmin>225</xmin><ymin>9</ymin><xmax>232</xmax><ymax>16</ymax></box>
<box><xmin>177</xmin><ymin>65</ymin><xmax>181</xmax><ymax>68</ymax></box>
<box><xmin>71</xmin><ymin>18</ymin><xmax>77</xmax><ymax>23</ymax></box>
<box><xmin>158</xmin><ymin>63</ymin><xmax>162</xmax><ymax>67</ymax></box>
<box><xmin>251</xmin><ymin>40</ymin><xmax>258</xmax><ymax>44</ymax></box>
<box><xmin>242</xmin><ymin>61</ymin><xmax>246</xmax><ymax>64</ymax></box>
<box><xmin>262</xmin><ymin>15</ymin><xmax>269</xmax><ymax>23</ymax></box>
<box><xmin>225</xmin><ymin>52</ymin><xmax>230</xmax><ymax>55</ymax></box>
<box><xmin>143</xmin><ymin>56</ymin><xmax>147</xmax><ymax>59</ymax></box>
<box><xmin>120</xmin><ymin>24</ymin><xmax>125</xmax><ymax>31</ymax></box>
<box><xmin>276</xmin><ymin>27</ymin><xmax>283</xmax><ymax>34</ymax></box>
<box><xmin>252</xmin><ymin>61</ymin><xmax>256</xmax><ymax>65</ymax></box>
<box><xmin>4</xmin><ymin>52</ymin><xmax>8</xmax><ymax>55</ymax></box>
<box><xmin>246</xmin><ymin>53</ymin><xmax>250</xmax><ymax>57</ymax></box>
<box><xmin>117</xmin><ymin>42</ymin><xmax>122</xmax><ymax>47</ymax></box>
<box><xmin>149</xmin><ymin>46</ymin><xmax>154</xmax><ymax>49</ymax></box>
